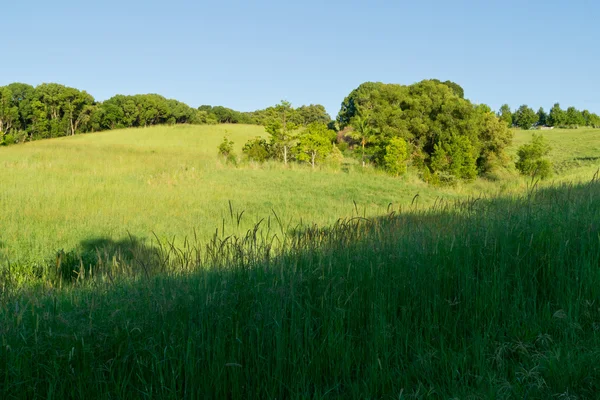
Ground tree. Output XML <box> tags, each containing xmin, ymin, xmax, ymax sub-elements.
<box><xmin>547</xmin><ymin>103</ymin><xmax>565</xmax><ymax>127</ymax></box>
<box><xmin>537</xmin><ymin>107</ymin><xmax>548</xmax><ymax>127</ymax></box>
<box><xmin>265</xmin><ymin>100</ymin><xmax>298</xmax><ymax>165</ymax></box>
<box><xmin>565</xmin><ymin>107</ymin><xmax>585</xmax><ymax>126</ymax></box>
<box><xmin>383</xmin><ymin>137</ymin><xmax>409</xmax><ymax>176</ymax></box>
<box><xmin>513</xmin><ymin>105</ymin><xmax>538</xmax><ymax>130</ymax></box>
<box><xmin>350</xmin><ymin>113</ymin><xmax>376</xmax><ymax>167</ymax></box>
<box><xmin>498</xmin><ymin>104</ymin><xmax>513</xmax><ymax>128</ymax></box>
<box><xmin>295</xmin><ymin>104</ymin><xmax>331</xmax><ymax>126</ymax></box>
<box><xmin>337</xmin><ymin>80</ymin><xmax>512</xmax><ymax>181</ymax></box>
<box><xmin>0</xmin><ymin>87</ymin><xmax>19</xmax><ymax>134</ymax></box>
<box><xmin>431</xmin><ymin>79</ymin><xmax>465</xmax><ymax>98</ymax></box>
<box><xmin>295</xmin><ymin>122</ymin><xmax>335</xmax><ymax>168</ymax></box>
<box><xmin>60</xmin><ymin>87</ymin><xmax>94</xmax><ymax>135</ymax></box>
<box><xmin>515</xmin><ymin>134</ymin><xmax>552</xmax><ymax>179</ymax></box>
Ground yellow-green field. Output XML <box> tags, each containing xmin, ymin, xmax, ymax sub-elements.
<box><xmin>1</xmin><ymin>124</ymin><xmax>598</xmax><ymax>266</ymax></box>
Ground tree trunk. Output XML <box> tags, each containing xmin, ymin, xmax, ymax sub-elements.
<box><xmin>284</xmin><ymin>145</ymin><xmax>288</xmax><ymax>165</ymax></box>
<box><xmin>362</xmin><ymin>139</ymin><xmax>365</xmax><ymax>167</ymax></box>
<box><xmin>311</xmin><ymin>151</ymin><xmax>315</xmax><ymax>168</ymax></box>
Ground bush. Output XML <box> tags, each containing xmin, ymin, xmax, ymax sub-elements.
<box><xmin>383</xmin><ymin>137</ymin><xmax>408</xmax><ymax>176</ymax></box>
<box><xmin>218</xmin><ymin>136</ymin><xmax>237</xmax><ymax>164</ymax></box>
<box><xmin>515</xmin><ymin>134</ymin><xmax>553</xmax><ymax>179</ymax></box>
<box><xmin>429</xmin><ymin>135</ymin><xmax>477</xmax><ymax>183</ymax></box>
<box><xmin>242</xmin><ymin>137</ymin><xmax>271</xmax><ymax>162</ymax></box>
<box><xmin>325</xmin><ymin>143</ymin><xmax>344</xmax><ymax>167</ymax></box>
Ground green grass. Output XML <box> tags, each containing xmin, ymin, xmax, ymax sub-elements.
<box><xmin>1</xmin><ymin>178</ymin><xmax>599</xmax><ymax>398</ymax></box>
<box><xmin>0</xmin><ymin>123</ymin><xmax>528</xmax><ymax>269</ymax></box>
<box><xmin>511</xmin><ymin>127</ymin><xmax>600</xmax><ymax>176</ymax></box>
<box><xmin>1</xmin><ymin>124</ymin><xmax>600</xmax><ymax>398</ymax></box>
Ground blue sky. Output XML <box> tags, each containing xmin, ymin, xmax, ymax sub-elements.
<box><xmin>3</xmin><ymin>0</ymin><xmax>599</xmax><ymax>118</ymax></box>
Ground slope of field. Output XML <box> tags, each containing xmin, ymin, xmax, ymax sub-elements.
<box><xmin>511</xmin><ymin>127</ymin><xmax>600</xmax><ymax>177</ymax></box>
<box><xmin>1</xmin><ymin>124</ymin><xmax>599</xmax><ymax>268</ymax></box>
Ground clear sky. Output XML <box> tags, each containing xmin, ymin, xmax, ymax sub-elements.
<box><xmin>3</xmin><ymin>0</ymin><xmax>599</xmax><ymax>118</ymax></box>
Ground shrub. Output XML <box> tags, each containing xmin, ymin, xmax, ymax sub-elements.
<box><xmin>242</xmin><ymin>137</ymin><xmax>271</xmax><ymax>162</ymax></box>
<box><xmin>218</xmin><ymin>136</ymin><xmax>236</xmax><ymax>164</ymax></box>
<box><xmin>515</xmin><ymin>134</ymin><xmax>553</xmax><ymax>179</ymax></box>
<box><xmin>429</xmin><ymin>135</ymin><xmax>477</xmax><ymax>183</ymax></box>
<box><xmin>325</xmin><ymin>143</ymin><xmax>344</xmax><ymax>167</ymax></box>
<box><xmin>383</xmin><ymin>137</ymin><xmax>408</xmax><ymax>176</ymax></box>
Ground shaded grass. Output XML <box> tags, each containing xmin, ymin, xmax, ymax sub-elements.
<box><xmin>1</xmin><ymin>177</ymin><xmax>600</xmax><ymax>398</ymax></box>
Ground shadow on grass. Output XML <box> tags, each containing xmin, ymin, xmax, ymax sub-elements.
<box><xmin>54</xmin><ymin>235</ymin><xmax>162</xmax><ymax>282</ymax></box>
<box><xmin>3</xmin><ymin>178</ymin><xmax>600</xmax><ymax>398</ymax></box>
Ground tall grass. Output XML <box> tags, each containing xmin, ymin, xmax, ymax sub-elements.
<box><xmin>1</xmin><ymin>176</ymin><xmax>599</xmax><ymax>398</ymax></box>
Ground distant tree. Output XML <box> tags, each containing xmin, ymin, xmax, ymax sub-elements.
<box><xmin>584</xmin><ymin>111</ymin><xmax>600</xmax><ymax>128</ymax></box>
<box><xmin>498</xmin><ymin>104</ymin><xmax>513</xmax><ymax>128</ymax></box>
<box><xmin>536</xmin><ymin>107</ymin><xmax>548</xmax><ymax>127</ymax></box>
<box><xmin>295</xmin><ymin>123</ymin><xmax>334</xmax><ymax>168</ymax></box>
<box><xmin>515</xmin><ymin>134</ymin><xmax>552</xmax><ymax>179</ymax></box>
<box><xmin>0</xmin><ymin>86</ymin><xmax>19</xmax><ymax>134</ymax></box>
<box><xmin>565</xmin><ymin>106</ymin><xmax>585</xmax><ymax>126</ymax></box>
<box><xmin>265</xmin><ymin>101</ymin><xmax>299</xmax><ymax>165</ymax></box>
<box><xmin>547</xmin><ymin>103</ymin><xmax>565</xmax><ymax>127</ymax></box>
<box><xmin>513</xmin><ymin>105</ymin><xmax>539</xmax><ymax>130</ymax></box>
<box><xmin>295</xmin><ymin>104</ymin><xmax>331</xmax><ymax>126</ymax></box>
<box><xmin>383</xmin><ymin>137</ymin><xmax>409</xmax><ymax>176</ymax></box>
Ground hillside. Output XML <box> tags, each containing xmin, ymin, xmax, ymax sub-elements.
<box><xmin>1</xmin><ymin>124</ymin><xmax>599</xmax><ymax>269</ymax></box>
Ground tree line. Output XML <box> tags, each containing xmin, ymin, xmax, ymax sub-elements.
<box><xmin>0</xmin><ymin>82</ymin><xmax>331</xmax><ymax>146</ymax></box>
<box><xmin>2</xmin><ymin>80</ymin><xmax>596</xmax><ymax>184</ymax></box>
<box><xmin>498</xmin><ymin>103</ymin><xmax>600</xmax><ymax>130</ymax></box>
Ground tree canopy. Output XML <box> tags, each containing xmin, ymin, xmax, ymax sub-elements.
<box><xmin>336</xmin><ymin>80</ymin><xmax>513</xmax><ymax>181</ymax></box>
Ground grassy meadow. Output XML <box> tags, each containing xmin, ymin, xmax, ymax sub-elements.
<box><xmin>1</xmin><ymin>124</ymin><xmax>600</xmax><ymax>398</ymax></box>
<box><xmin>0</xmin><ymin>123</ymin><xmax>532</xmax><ymax>269</ymax></box>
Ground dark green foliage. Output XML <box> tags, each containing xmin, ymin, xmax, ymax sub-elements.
<box><xmin>565</xmin><ymin>106</ymin><xmax>586</xmax><ymax>126</ymax></box>
<box><xmin>537</xmin><ymin>107</ymin><xmax>548</xmax><ymax>126</ymax></box>
<box><xmin>199</xmin><ymin>105</ymin><xmax>253</xmax><ymax>124</ymax></box>
<box><xmin>513</xmin><ymin>104</ymin><xmax>539</xmax><ymax>130</ymax></box>
<box><xmin>430</xmin><ymin>134</ymin><xmax>477</xmax><ymax>183</ymax></box>
<box><xmin>547</xmin><ymin>103</ymin><xmax>566</xmax><ymax>127</ymax></box>
<box><xmin>515</xmin><ymin>134</ymin><xmax>553</xmax><ymax>179</ymax></box>
<box><xmin>337</xmin><ymin>80</ymin><xmax>512</xmax><ymax>180</ymax></box>
<box><xmin>242</xmin><ymin>137</ymin><xmax>272</xmax><ymax>162</ymax></box>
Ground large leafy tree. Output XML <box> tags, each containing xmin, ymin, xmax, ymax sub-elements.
<box><xmin>547</xmin><ymin>103</ymin><xmax>565</xmax><ymax>127</ymax></box>
<box><xmin>513</xmin><ymin>105</ymin><xmax>539</xmax><ymax>130</ymax></box>
<box><xmin>0</xmin><ymin>87</ymin><xmax>19</xmax><ymax>134</ymax></box>
<box><xmin>295</xmin><ymin>122</ymin><xmax>335</xmax><ymax>168</ymax></box>
<box><xmin>565</xmin><ymin>107</ymin><xmax>585</xmax><ymax>126</ymax></box>
<box><xmin>265</xmin><ymin>100</ymin><xmax>299</xmax><ymax>165</ymax></box>
<box><xmin>337</xmin><ymin>80</ymin><xmax>512</xmax><ymax>181</ymax></box>
<box><xmin>537</xmin><ymin>107</ymin><xmax>548</xmax><ymax>127</ymax></box>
